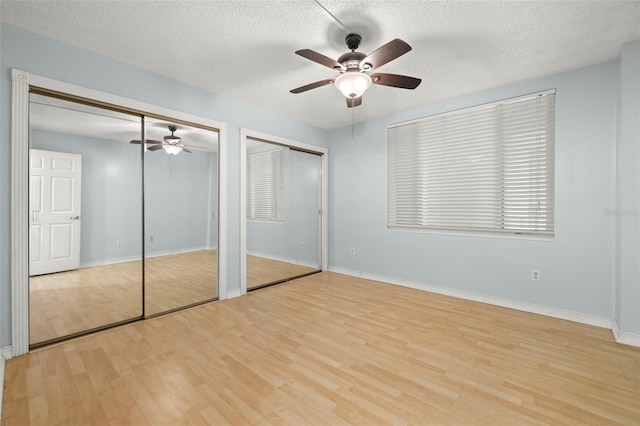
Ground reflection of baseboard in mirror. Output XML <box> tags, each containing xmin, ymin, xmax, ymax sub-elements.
<box><xmin>79</xmin><ymin>246</ymin><xmax>215</xmax><ymax>269</ymax></box>
<box><xmin>247</xmin><ymin>250</ymin><xmax>320</xmax><ymax>269</ymax></box>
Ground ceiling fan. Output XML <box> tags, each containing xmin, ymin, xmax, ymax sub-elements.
<box><xmin>290</xmin><ymin>33</ymin><xmax>422</xmax><ymax>108</ymax></box>
<box><xmin>130</xmin><ymin>125</ymin><xmax>191</xmax><ymax>155</ymax></box>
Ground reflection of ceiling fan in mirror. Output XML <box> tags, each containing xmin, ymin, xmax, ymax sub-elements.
<box><xmin>130</xmin><ymin>125</ymin><xmax>192</xmax><ymax>154</ymax></box>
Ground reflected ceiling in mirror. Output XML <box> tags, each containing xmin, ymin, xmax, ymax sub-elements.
<box><xmin>29</xmin><ymin>93</ymin><xmax>219</xmax><ymax>152</ymax></box>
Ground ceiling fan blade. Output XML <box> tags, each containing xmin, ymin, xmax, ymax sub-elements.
<box><xmin>181</xmin><ymin>147</ymin><xmax>192</xmax><ymax>153</ymax></box>
<box><xmin>290</xmin><ymin>78</ymin><xmax>335</xmax><ymax>94</ymax></box>
<box><xmin>148</xmin><ymin>144</ymin><xmax>164</xmax><ymax>151</ymax></box>
<box><xmin>130</xmin><ymin>139</ymin><xmax>162</xmax><ymax>145</ymax></box>
<box><xmin>371</xmin><ymin>73</ymin><xmax>422</xmax><ymax>89</ymax></box>
<box><xmin>295</xmin><ymin>49</ymin><xmax>342</xmax><ymax>70</ymax></box>
<box><xmin>360</xmin><ymin>39</ymin><xmax>412</xmax><ymax>70</ymax></box>
<box><xmin>346</xmin><ymin>96</ymin><xmax>362</xmax><ymax>108</ymax></box>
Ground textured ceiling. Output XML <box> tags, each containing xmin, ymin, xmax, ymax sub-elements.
<box><xmin>2</xmin><ymin>1</ymin><xmax>639</xmax><ymax>129</ymax></box>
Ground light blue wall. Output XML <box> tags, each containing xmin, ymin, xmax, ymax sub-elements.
<box><xmin>615</xmin><ymin>40</ymin><xmax>640</xmax><ymax>335</ymax></box>
<box><xmin>0</xmin><ymin>23</ymin><xmax>328</xmax><ymax>347</ymax></box>
<box><xmin>327</xmin><ymin>61</ymin><xmax>619</xmax><ymax>319</ymax></box>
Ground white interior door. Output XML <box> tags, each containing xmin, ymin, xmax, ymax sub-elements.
<box><xmin>29</xmin><ymin>149</ymin><xmax>82</xmax><ymax>276</ymax></box>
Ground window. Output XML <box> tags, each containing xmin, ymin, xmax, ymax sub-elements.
<box><xmin>388</xmin><ymin>90</ymin><xmax>555</xmax><ymax>237</ymax></box>
<box><xmin>247</xmin><ymin>148</ymin><xmax>285</xmax><ymax>221</ymax></box>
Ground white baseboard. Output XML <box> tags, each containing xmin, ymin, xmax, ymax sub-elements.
<box><xmin>226</xmin><ymin>288</ymin><xmax>242</xmax><ymax>299</ymax></box>
<box><xmin>247</xmin><ymin>251</ymin><xmax>320</xmax><ymax>270</ymax></box>
<box><xmin>612</xmin><ymin>320</ymin><xmax>640</xmax><ymax>347</ymax></box>
<box><xmin>146</xmin><ymin>246</ymin><xmax>212</xmax><ymax>259</ymax></box>
<box><xmin>1</xmin><ymin>345</ymin><xmax>12</xmax><ymax>359</ymax></box>
<box><xmin>80</xmin><ymin>254</ymin><xmax>141</xmax><ymax>269</ymax></box>
<box><xmin>328</xmin><ymin>266</ymin><xmax>360</xmax><ymax>278</ymax></box>
<box><xmin>295</xmin><ymin>259</ymin><xmax>321</xmax><ymax>269</ymax></box>
<box><xmin>327</xmin><ymin>267</ymin><xmax>640</xmax><ymax>347</ymax></box>
<box><xmin>247</xmin><ymin>251</ymin><xmax>289</xmax><ymax>264</ymax></box>
<box><xmin>79</xmin><ymin>246</ymin><xmax>213</xmax><ymax>269</ymax></box>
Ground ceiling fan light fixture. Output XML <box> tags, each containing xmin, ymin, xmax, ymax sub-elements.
<box><xmin>335</xmin><ymin>72</ymin><xmax>372</xmax><ymax>98</ymax></box>
<box><xmin>163</xmin><ymin>144</ymin><xmax>182</xmax><ymax>155</ymax></box>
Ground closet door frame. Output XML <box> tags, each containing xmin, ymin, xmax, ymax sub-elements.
<box><xmin>10</xmin><ymin>68</ymin><xmax>228</xmax><ymax>356</ymax></box>
<box><xmin>239</xmin><ymin>127</ymin><xmax>329</xmax><ymax>296</ymax></box>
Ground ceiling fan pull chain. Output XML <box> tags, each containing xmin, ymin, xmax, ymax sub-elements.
<box><xmin>351</xmin><ymin>108</ymin><xmax>355</xmax><ymax>140</ymax></box>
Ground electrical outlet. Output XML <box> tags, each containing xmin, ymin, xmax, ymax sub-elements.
<box><xmin>149</xmin><ymin>235</ymin><xmax>154</xmax><ymax>243</ymax></box>
<box><xmin>531</xmin><ymin>269</ymin><xmax>540</xmax><ymax>281</ymax></box>
<box><xmin>116</xmin><ymin>240</ymin><xmax>122</xmax><ymax>247</ymax></box>
<box><xmin>349</xmin><ymin>247</ymin><xmax>356</xmax><ymax>256</ymax></box>
<box><xmin>300</xmin><ymin>241</ymin><xmax>305</xmax><ymax>249</ymax></box>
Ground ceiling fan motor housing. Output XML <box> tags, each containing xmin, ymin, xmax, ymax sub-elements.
<box><xmin>164</xmin><ymin>124</ymin><xmax>181</xmax><ymax>144</ymax></box>
<box><xmin>338</xmin><ymin>51</ymin><xmax>367</xmax><ymax>71</ymax></box>
<box><xmin>345</xmin><ymin>33</ymin><xmax>362</xmax><ymax>50</ymax></box>
<box><xmin>340</xmin><ymin>34</ymin><xmax>371</xmax><ymax>71</ymax></box>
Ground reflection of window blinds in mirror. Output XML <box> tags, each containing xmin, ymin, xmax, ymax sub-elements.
<box><xmin>247</xmin><ymin>148</ymin><xmax>285</xmax><ymax>221</ymax></box>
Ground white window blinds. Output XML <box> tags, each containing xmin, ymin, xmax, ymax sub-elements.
<box><xmin>247</xmin><ymin>148</ymin><xmax>285</xmax><ymax>221</ymax></box>
<box><xmin>388</xmin><ymin>90</ymin><xmax>555</xmax><ymax>236</ymax></box>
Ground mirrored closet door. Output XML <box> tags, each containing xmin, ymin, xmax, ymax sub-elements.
<box><xmin>245</xmin><ymin>138</ymin><xmax>321</xmax><ymax>290</ymax></box>
<box><xmin>29</xmin><ymin>93</ymin><xmax>144</xmax><ymax>346</ymax></box>
<box><xmin>144</xmin><ymin>118</ymin><xmax>219</xmax><ymax>316</ymax></box>
<box><xmin>28</xmin><ymin>93</ymin><xmax>220</xmax><ymax>347</ymax></box>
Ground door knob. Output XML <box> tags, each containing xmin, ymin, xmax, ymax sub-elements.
<box><xmin>70</xmin><ymin>215</ymin><xmax>80</xmax><ymax>220</ymax></box>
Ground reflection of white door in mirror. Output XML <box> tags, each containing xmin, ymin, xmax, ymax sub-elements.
<box><xmin>29</xmin><ymin>149</ymin><xmax>82</xmax><ymax>276</ymax></box>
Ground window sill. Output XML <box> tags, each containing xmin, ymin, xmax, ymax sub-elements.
<box><xmin>387</xmin><ymin>226</ymin><xmax>555</xmax><ymax>242</ymax></box>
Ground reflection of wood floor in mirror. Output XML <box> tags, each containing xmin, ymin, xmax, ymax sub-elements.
<box><xmin>145</xmin><ymin>250</ymin><xmax>218</xmax><ymax>316</ymax></box>
<box><xmin>29</xmin><ymin>250</ymin><xmax>318</xmax><ymax>345</ymax></box>
<box><xmin>29</xmin><ymin>250</ymin><xmax>218</xmax><ymax>346</ymax></box>
<box><xmin>247</xmin><ymin>255</ymin><xmax>319</xmax><ymax>290</ymax></box>
<box><xmin>29</xmin><ymin>260</ymin><xmax>143</xmax><ymax>346</ymax></box>
<box><xmin>6</xmin><ymin>272</ymin><xmax>640</xmax><ymax>424</ymax></box>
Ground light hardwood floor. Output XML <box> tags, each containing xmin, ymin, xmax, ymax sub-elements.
<box><xmin>29</xmin><ymin>251</ymin><xmax>317</xmax><ymax>345</ymax></box>
<box><xmin>6</xmin><ymin>272</ymin><xmax>639</xmax><ymax>425</ymax></box>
